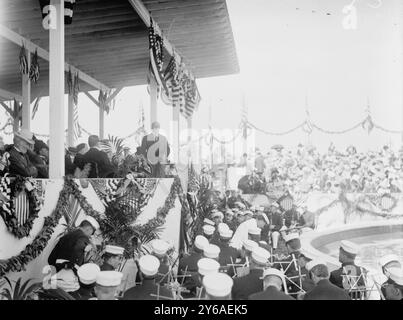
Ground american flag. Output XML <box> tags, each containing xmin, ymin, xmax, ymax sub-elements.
<box><xmin>14</xmin><ymin>192</ymin><xmax>29</xmax><ymax>226</ymax></box>
<box><xmin>31</xmin><ymin>97</ymin><xmax>41</xmax><ymax>120</ymax></box>
<box><xmin>67</xmin><ymin>70</ymin><xmax>81</xmax><ymax>141</ymax></box>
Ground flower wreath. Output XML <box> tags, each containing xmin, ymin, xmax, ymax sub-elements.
<box><xmin>0</xmin><ymin>175</ymin><xmax>41</xmax><ymax>239</ymax></box>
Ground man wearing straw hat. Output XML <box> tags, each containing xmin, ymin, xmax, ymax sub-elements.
<box><xmin>100</xmin><ymin>245</ymin><xmax>125</xmax><ymax>271</ymax></box>
<box><xmin>248</xmin><ymin>268</ymin><xmax>294</xmax><ymax>300</ymax></box>
<box><xmin>8</xmin><ymin>129</ymin><xmax>38</xmax><ymax>177</ymax></box>
<box><xmin>232</xmin><ymin>247</ymin><xmax>270</xmax><ymax>300</ymax></box>
<box><xmin>123</xmin><ymin>255</ymin><xmax>173</xmax><ymax>300</ymax></box>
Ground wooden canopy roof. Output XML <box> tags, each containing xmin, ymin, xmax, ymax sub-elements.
<box><xmin>0</xmin><ymin>0</ymin><xmax>239</xmax><ymax>100</ymax></box>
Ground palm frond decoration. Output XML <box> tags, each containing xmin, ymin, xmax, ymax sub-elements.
<box><xmin>0</xmin><ymin>276</ymin><xmax>42</xmax><ymax>300</ymax></box>
<box><xmin>99</xmin><ymin>135</ymin><xmax>126</xmax><ymax>167</ymax></box>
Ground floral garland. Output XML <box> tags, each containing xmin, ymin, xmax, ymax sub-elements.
<box><xmin>0</xmin><ymin>177</ymin><xmax>70</xmax><ymax>276</ymax></box>
<box><xmin>0</xmin><ymin>176</ymin><xmax>191</xmax><ymax>277</ymax></box>
<box><xmin>0</xmin><ymin>175</ymin><xmax>41</xmax><ymax>239</ymax></box>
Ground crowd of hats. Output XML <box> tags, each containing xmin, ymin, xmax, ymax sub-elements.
<box><xmin>255</xmin><ymin>144</ymin><xmax>403</xmax><ymax>194</ymax></box>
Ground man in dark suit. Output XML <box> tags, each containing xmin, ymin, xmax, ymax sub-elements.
<box><xmin>48</xmin><ymin>217</ymin><xmax>99</xmax><ymax>270</ymax></box>
<box><xmin>140</xmin><ymin>121</ymin><xmax>170</xmax><ymax>178</ymax></box>
<box><xmin>232</xmin><ymin>247</ymin><xmax>270</xmax><ymax>300</ymax></box>
<box><xmin>82</xmin><ymin>135</ymin><xmax>115</xmax><ymax>178</ymax></box>
<box><xmin>304</xmin><ymin>261</ymin><xmax>351</xmax><ymax>300</ymax></box>
<box><xmin>249</xmin><ymin>268</ymin><xmax>294</xmax><ymax>300</ymax></box>
<box><xmin>7</xmin><ymin>129</ymin><xmax>38</xmax><ymax>177</ymax></box>
<box><xmin>123</xmin><ymin>255</ymin><xmax>173</xmax><ymax>300</ymax></box>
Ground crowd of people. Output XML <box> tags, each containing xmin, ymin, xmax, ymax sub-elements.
<box><xmin>32</xmin><ymin>200</ymin><xmax>402</xmax><ymax>300</ymax></box>
<box><xmin>236</xmin><ymin>143</ymin><xmax>403</xmax><ymax>195</ymax></box>
<box><xmin>0</xmin><ymin>121</ymin><xmax>170</xmax><ymax>179</ymax></box>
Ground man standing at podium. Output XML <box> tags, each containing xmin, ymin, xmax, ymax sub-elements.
<box><xmin>140</xmin><ymin>121</ymin><xmax>170</xmax><ymax>178</ymax></box>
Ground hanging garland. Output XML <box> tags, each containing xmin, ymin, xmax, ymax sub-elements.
<box><xmin>0</xmin><ymin>175</ymin><xmax>191</xmax><ymax>277</ymax></box>
<box><xmin>0</xmin><ymin>175</ymin><xmax>41</xmax><ymax>239</ymax></box>
<box><xmin>0</xmin><ymin>177</ymin><xmax>73</xmax><ymax>276</ymax></box>
<box><xmin>29</xmin><ymin>49</ymin><xmax>40</xmax><ymax>83</ymax></box>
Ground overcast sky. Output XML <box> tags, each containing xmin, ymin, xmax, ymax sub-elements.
<box><xmin>1</xmin><ymin>0</ymin><xmax>403</xmax><ymax>158</ymax></box>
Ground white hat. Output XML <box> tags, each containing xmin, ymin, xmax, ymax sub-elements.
<box><xmin>83</xmin><ymin>216</ymin><xmax>100</xmax><ymax>230</ymax></box>
<box><xmin>379</xmin><ymin>254</ymin><xmax>400</xmax><ymax>268</ymax></box>
<box><xmin>194</xmin><ymin>235</ymin><xmax>209</xmax><ymax>250</ymax></box>
<box><xmin>257</xmin><ymin>206</ymin><xmax>265</xmax><ymax>211</ymax></box>
<box><xmin>211</xmin><ymin>211</ymin><xmax>224</xmax><ymax>219</ymax></box>
<box><xmin>244</xmin><ymin>210</ymin><xmax>253</xmax><ymax>216</ymax></box>
<box><xmin>96</xmin><ymin>271</ymin><xmax>123</xmax><ymax>287</ymax></box>
<box><xmin>243</xmin><ymin>239</ymin><xmax>259</xmax><ymax>252</ymax></box>
<box><xmin>203</xmin><ymin>244</ymin><xmax>220</xmax><ymax>259</ymax></box>
<box><xmin>248</xmin><ymin>227</ymin><xmax>261</xmax><ymax>236</ymax></box>
<box><xmin>14</xmin><ymin>129</ymin><xmax>35</xmax><ymax>145</ymax></box>
<box><xmin>139</xmin><ymin>255</ymin><xmax>160</xmax><ymax>277</ymax></box>
<box><xmin>203</xmin><ymin>225</ymin><xmax>215</xmax><ymax>236</ymax></box>
<box><xmin>151</xmin><ymin>239</ymin><xmax>170</xmax><ymax>256</ymax></box>
<box><xmin>104</xmin><ymin>245</ymin><xmax>124</xmax><ymax>256</ymax></box>
<box><xmin>261</xmin><ymin>268</ymin><xmax>285</xmax><ymax>282</ymax></box>
<box><xmin>251</xmin><ymin>247</ymin><xmax>270</xmax><ymax>265</ymax></box>
<box><xmin>197</xmin><ymin>258</ymin><xmax>220</xmax><ymax>276</ymax></box>
<box><xmin>305</xmin><ymin>259</ymin><xmax>328</xmax><ymax>272</ymax></box>
<box><xmin>259</xmin><ymin>241</ymin><xmax>268</xmax><ymax>246</ymax></box>
<box><xmin>203</xmin><ymin>273</ymin><xmax>234</xmax><ymax>298</ymax></box>
<box><xmin>270</xmin><ymin>202</ymin><xmax>279</xmax><ymax>208</ymax></box>
<box><xmin>388</xmin><ymin>267</ymin><xmax>403</xmax><ymax>286</ymax></box>
<box><xmin>340</xmin><ymin>240</ymin><xmax>360</xmax><ymax>255</ymax></box>
<box><xmin>55</xmin><ymin>259</ymin><xmax>69</xmax><ymax>264</ymax></box>
<box><xmin>219</xmin><ymin>228</ymin><xmax>233</xmax><ymax>239</ymax></box>
<box><xmin>283</xmin><ymin>233</ymin><xmax>300</xmax><ymax>243</ymax></box>
<box><xmin>217</xmin><ymin>223</ymin><xmax>229</xmax><ymax>233</ymax></box>
<box><xmin>77</xmin><ymin>263</ymin><xmax>100</xmax><ymax>285</ymax></box>
<box><xmin>55</xmin><ymin>269</ymin><xmax>80</xmax><ymax>292</ymax></box>
<box><xmin>203</xmin><ymin>218</ymin><xmax>215</xmax><ymax>226</ymax></box>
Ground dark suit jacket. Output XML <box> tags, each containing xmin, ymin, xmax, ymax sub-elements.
<box><xmin>232</xmin><ymin>269</ymin><xmax>264</xmax><ymax>300</ymax></box>
<box><xmin>248</xmin><ymin>286</ymin><xmax>295</xmax><ymax>300</ymax></box>
<box><xmin>100</xmin><ymin>262</ymin><xmax>115</xmax><ymax>271</ymax></box>
<box><xmin>8</xmin><ymin>146</ymin><xmax>38</xmax><ymax>177</ymax></box>
<box><xmin>329</xmin><ymin>263</ymin><xmax>366</xmax><ymax>289</ymax></box>
<box><xmin>82</xmin><ymin>148</ymin><xmax>115</xmax><ymax>178</ymax></box>
<box><xmin>140</xmin><ymin>134</ymin><xmax>170</xmax><ymax>161</ymax></box>
<box><xmin>122</xmin><ymin>279</ymin><xmax>173</xmax><ymax>300</ymax></box>
<box><xmin>303</xmin><ymin>279</ymin><xmax>351</xmax><ymax>300</ymax></box>
<box><xmin>218</xmin><ymin>242</ymin><xmax>241</xmax><ymax>277</ymax></box>
<box><xmin>48</xmin><ymin>229</ymin><xmax>90</xmax><ymax>267</ymax></box>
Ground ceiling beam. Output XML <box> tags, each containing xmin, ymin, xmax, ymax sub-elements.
<box><xmin>0</xmin><ymin>24</ymin><xmax>111</xmax><ymax>93</ymax></box>
<box><xmin>0</xmin><ymin>88</ymin><xmax>22</xmax><ymax>102</ymax></box>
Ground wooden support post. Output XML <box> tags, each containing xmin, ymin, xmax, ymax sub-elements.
<box><xmin>150</xmin><ymin>76</ymin><xmax>158</xmax><ymax>124</ymax></box>
<box><xmin>187</xmin><ymin>117</ymin><xmax>192</xmax><ymax>164</ymax></box>
<box><xmin>172</xmin><ymin>105</ymin><xmax>180</xmax><ymax>164</ymax></box>
<box><xmin>21</xmin><ymin>50</ymin><xmax>31</xmax><ymax>130</ymax></box>
<box><xmin>99</xmin><ymin>105</ymin><xmax>104</xmax><ymax>139</ymax></box>
<box><xmin>48</xmin><ymin>0</ymin><xmax>65</xmax><ymax>179</ymax></box>
<box><xmin>67</xmin><ymin>93</ymin><xmax>74</xmax><ymax>147</ymax></box>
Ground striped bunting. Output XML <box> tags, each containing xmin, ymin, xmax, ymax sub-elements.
<box><xmin>13</xmin><ymin>191</ymin><xmax>29</xmax><ymax>226</ymax></box>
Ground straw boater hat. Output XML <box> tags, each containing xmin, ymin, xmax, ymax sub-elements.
<box><xmin>194</xmin><ymin>235</ymin><xmax>209</xmax><ymax>251</ymax></box>
<box><xmin>138</xmin><ymin>255</ymin><xmax>160</xmax><ymax>277</ymax></box>
<box><xmin>219</xmin><ymin>228</ymin><xmax>233</xmax><ymax>239</ymax></box>
<box><xmin>203</xmin><ymin>244</ymin><xmax>220</xmax><ymax>259</ymax></box>
<box><xmin>243</xmin><ymin>240</ymin><xmax>258</xmax><ymax>252</ymax></box>
<box><xmin>388</xmin><ymin>267</ymin><xmax>403</xmax><ymax>286</ymax></box>
<box><xmin>151</xmin><ymin>239</ymin><xmax>170</xmax><ymax>256</ymax></box>
<box><xmin>203</xmin><ymin>273</ymin><xmax>234</xmax><ymax>298</ymax></box>
<box><xmin>77</xmin><ymin>263</ymin><xmax>101</xmax><ymax>285</ymax></box>
<box><xmin>379</xmin><ymin>254</ymin><xmax>400</xmax><ymax>268</ymax></box>
<box><xmin>104</xmin><ymin>245</ymin><xmax>125</xmax><ymax>256</ymax></box>
<box><xmin>202</xmin><ymin>225</ymin><xmax>215</xmax><ymax>236</ymax></box>
<box><xmin>261</xmin><ymin>268</ymin><xmax>286</xmax><ymax>284</ymax></box>
<box><xmin>203</xmin><ymin>218</ymin><xmax>215</xmax><ymax>226</ymax></box>
<box><xmin>251</xmin><ymin>247</ymin><xmax>270</xmax><ymax>265</ymax></box>
<box><xmin>14</xmin><ymin>129</ymin><xmax>35</xmax><ymax>145</ymax></box>
<box><xmin>197</xmin><ymin>258</ymin><xmax>220</xmax><ymax>276</ymax></box>
<box><xmin>96</xmin><ymin>271</ymin><xmax>123</xmax><ymax>287</ymax></box>
<box><xmin>83</xmin><ymin>216</ymin><xmax>100</xmax><ymax>231</ymax></box>
<box><xmin>340</xmin><ymin>240</ymin><xmax>360</xmax><ymax>256</ymax></box>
